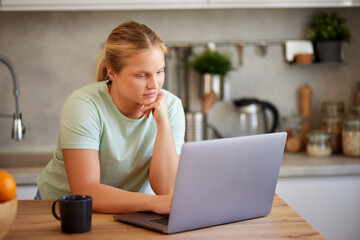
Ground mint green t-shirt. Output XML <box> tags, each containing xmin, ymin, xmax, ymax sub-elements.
<box><xmin>37</xmin><ymin>81</ymin><xmax>185</xmax><ymax>199</ymax></box>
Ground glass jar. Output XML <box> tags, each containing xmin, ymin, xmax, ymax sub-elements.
<box><xmin>321</xmin><ymin>102</ymin><xmax>344</xmax><ymax>119</ymax></box>
<box><xmin>282</xmin><ymin>114</ymin><xmax>304</xmax><ymax>153</ymax></box>
<box><xmin>306</xmin><ymin>130</ymin><xmax>332</xmax><ymax>157</ymax></box>
<box><xmin>350</xmin><ymin>104</ymin><xmax>360</xmax><ymax>118</ymax></box>
<box><xmin>357</xmin><ymin>81</ymin><xmax>360</xmax><ymax>104</ymax></box>
<box><xmin>320</xmin><ymin>117</ymin><xmax>343</xmax><ymax>154</ymax></box>
<box><xmin>282</xmin><ymin>114</ymin><xmax>303</xmax><ymax>134</ymax></box>
<box><xmin>342</xmin><ymin>117</ymin><xmax>360</xmax><ymax>157</ymax></box>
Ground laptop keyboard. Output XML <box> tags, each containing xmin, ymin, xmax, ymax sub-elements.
<box><xmin>150</xmin><ymin>216</ymin><xmax>169</xmax><ymax>225</ymax></box>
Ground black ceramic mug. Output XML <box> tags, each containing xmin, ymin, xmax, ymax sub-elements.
<box><xmin>52</xmin><ymin>195</ymin><xmax>92</xmax><ymax>233</ymax></box>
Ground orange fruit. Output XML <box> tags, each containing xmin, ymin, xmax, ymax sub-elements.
<box><xmin>0</xmin><ymin>170</ymin><xmax>17</xmax><ymax>202</ymax></box>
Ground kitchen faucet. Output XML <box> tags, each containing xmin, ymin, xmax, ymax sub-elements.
<box><xmin>0</xmin><ymin>55</ymin><xmax>25</xmax><ymax>141</ymax></box>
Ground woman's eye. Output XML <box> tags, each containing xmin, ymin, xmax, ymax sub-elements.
<box><xmin>157</xmin><ymin>70</ymin><xmax>164</xmax><ymax>74</ymax></box>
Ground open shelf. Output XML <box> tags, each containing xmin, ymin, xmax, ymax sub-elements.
<box><xmin>288</xmin><ymin>61</ymin><xmax>345</xmax><ymax>67</ymax></box>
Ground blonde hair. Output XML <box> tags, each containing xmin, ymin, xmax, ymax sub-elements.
<box><xmin>96</xmin><ymin>21</ymin><xmax>167</xmax><ymax>82</ymax></box>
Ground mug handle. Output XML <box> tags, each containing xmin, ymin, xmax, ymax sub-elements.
<box><xmin>52</xmin><ymin>200</ymin><xmax>61</xmax><ymax>220</ymax></box>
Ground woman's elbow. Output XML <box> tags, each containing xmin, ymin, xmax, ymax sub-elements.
<box><xmin>149</xmin><ymin>180</ymin><xmax>173</xmax><ymax>195</ymax></box>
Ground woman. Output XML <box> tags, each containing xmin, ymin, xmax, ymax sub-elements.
<box><xmin>36</xmin><ymin>21</ymin><xmax>185</xmax><ymax>215</ymax></box>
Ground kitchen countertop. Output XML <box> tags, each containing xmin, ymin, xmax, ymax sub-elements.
<box><xmin>279</xmin><ymin>153</ymin><xmax>360</xmax><ymax>178</ymax></box>
<box><xmin>4</xmin><ymin>195</ymin><xmax>323</xmax><ymax>239</ymax></box>
<box><xmin>2</xmin><ymin>153</ymin><xmax>360</xmax><ymax>185</ymax></box>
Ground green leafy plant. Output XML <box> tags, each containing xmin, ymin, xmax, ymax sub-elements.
<box><xmin>190</xmin><ymin>49</ymin><xmax>233</xmax><ymax>76</ymax></box>
<box><xmin>308</xmin><ymin>12</ymin><xmax>350</xmax><ymax>41</ymax></box>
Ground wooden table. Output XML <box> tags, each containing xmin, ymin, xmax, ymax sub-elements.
<box><xmin>5</xmin><ymin>195</ymin><xmax>323</xmax><ymax>239</ymax></box>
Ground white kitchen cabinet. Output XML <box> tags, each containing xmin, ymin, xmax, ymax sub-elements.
<box><xmin>0</xmin><ymin>0</ymin><xmax>206</xmax><ymax>11</ymax></box>
<box><xmin>207</xmin><ymin>0</ymin><xmax>360</xmax><ymax>8</ymax></box>
<box><xmin>276</xmin><ymin>176</ymin><xmax>360</xmax><ymax>240</ymax></box>
<box><xmin>1</xmin><ymin>0</ymin><xmax>360</xmax><ymax>11</ymax></box>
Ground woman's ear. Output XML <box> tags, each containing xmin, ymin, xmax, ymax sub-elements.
<box><xmin>107</xmin><ymin>67</ymin><xmax>116</xmax><ymax>81</ymax></box>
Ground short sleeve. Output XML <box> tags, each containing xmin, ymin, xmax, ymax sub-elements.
<box><xmin>168</xmin><ymin>98</ymin><xmax>186</xmax><ymax>154</ymax></box>
<box><xmin>59</xmin><ymin>98</ymin><xmax>101</xmax><ymax>150</ymax></box>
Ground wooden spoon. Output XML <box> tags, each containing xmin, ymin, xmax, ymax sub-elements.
<box><xmin>201</xmin><ymin>90</ymin><xmax>218</xmax><ymax>114</ymax></box>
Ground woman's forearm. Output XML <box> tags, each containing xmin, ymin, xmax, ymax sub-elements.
<box><xmin>149</xmin><ymin>122</ymin><xmax>179</xmax><ymax>195</ymax></box>
<box><xmin>72</xmin><ymin>182</ymin><xmax>169</xmax><ymax>214</ymax></box>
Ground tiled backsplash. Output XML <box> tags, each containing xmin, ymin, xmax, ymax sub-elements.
<box><xmin>0</xmin><ymin>8</ymin><xmax>359</xmax><ymax>152</ymax></box>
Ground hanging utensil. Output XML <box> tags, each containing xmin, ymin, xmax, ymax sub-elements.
<box><xmin>201</xmin><ymin>89</ymin><xmax>218</xmax><ymax>114</ymax></box>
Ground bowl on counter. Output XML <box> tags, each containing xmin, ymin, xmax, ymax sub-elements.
<box><xmin>0</xmin><ymin>196</ymin><xmax>18</xmax><ymax>240</ymax></box>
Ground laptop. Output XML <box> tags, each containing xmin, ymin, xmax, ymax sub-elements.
<box><xmin>114</xmin><ymin>132</ymin><xmax>287</xmax><ymax>234</ymax></box>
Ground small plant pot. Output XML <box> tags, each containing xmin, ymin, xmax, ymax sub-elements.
<box><xmin>314</xmin><ymin>41</ymin><xmax>342</xmax><ymax>62</ymax></box>
<box><xmin>294</xmin><ymin>53</ymin><xmax>314</xmax><ymax>65</ymax></box>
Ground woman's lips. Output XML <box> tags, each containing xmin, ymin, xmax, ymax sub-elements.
<box><xmin>143</xmin><ymin>92</ymin><xmax>158</xmax><ymax>98</ymax></box>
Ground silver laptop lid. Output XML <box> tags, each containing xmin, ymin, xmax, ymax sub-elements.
<box><xmin>167</xmin><ymin>132</ymin><xmax>287</xmax><ymax>234</ymax></box>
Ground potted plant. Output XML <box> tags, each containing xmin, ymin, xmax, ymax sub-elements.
<box><xmin>308</xmin><ymin>12</ymin><xmax>350</xmax><ymax>62</ymax></box>
<box><xmin>190</xmin><ymin>49</ymin><xmax>233</xmax><ymax>101</ymax></box>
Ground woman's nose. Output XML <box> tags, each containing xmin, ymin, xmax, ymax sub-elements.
<box><xmin>147</xmin><ymin>75</ymin><xmax>159</xmax><ymax>89</ymax></box>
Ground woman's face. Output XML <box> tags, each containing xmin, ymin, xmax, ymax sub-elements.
<box><xmin>109</xmin><ymin>47</ymin><xmax>165</xmax><ymax>108</ymax></box>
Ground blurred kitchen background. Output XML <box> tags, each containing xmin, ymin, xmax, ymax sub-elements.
<box><xmin>1</xmin><ymin>3</ymin><xmax>360</xmax><ymax>240</ymax></box>
<box><xmin>1</xmin><ymin>6</ymin><xmax>360</xmax><ymax>151</ymax></box>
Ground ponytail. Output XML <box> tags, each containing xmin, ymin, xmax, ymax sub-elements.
<box><xmin>96</xmin><ymin>48</ymin><xmax>108</xmax><ymax>82</ymax></box>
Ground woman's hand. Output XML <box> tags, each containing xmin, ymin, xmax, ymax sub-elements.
<box><xmin>141</xmin><ymin>91</ymin><xmax>178</xmax><ymax>195</ymax></box>
<box><xmin>148</xmin><ymin>195</ymin><xmax>172</xmax><ymax>215</ymax></box>
<box><xmin>140</xmin><ymin>92</ymin><xmax>170</xmax><ymax>126</ymax></box>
